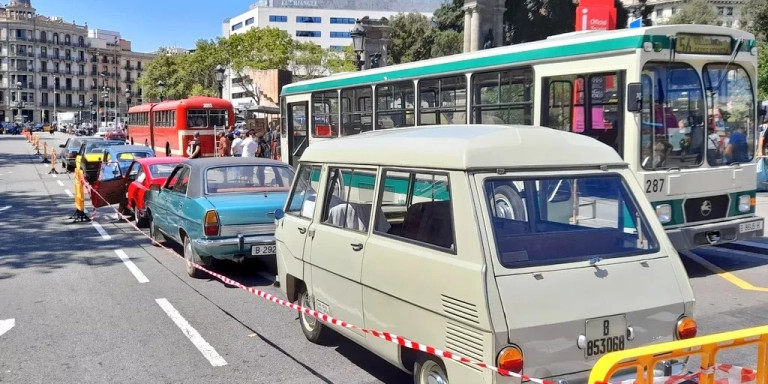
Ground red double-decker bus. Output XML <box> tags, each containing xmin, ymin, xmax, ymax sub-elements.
<box><xmin>127</xmin><ymin>96</ymin><xmax>234</xmax><ymax>157</ymax></box>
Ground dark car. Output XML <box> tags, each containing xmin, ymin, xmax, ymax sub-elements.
<box><xmin>76</xmin><ymin>139</ymin><xmax>126</xmax><ymax>183</ymax></box>
<box><xmin>59</xmin><ymin>137</ymin><xmax>103</xmax><ymax>172</ymax></box>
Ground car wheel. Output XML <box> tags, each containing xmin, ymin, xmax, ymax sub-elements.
<box><xmin>183</xmin><ymin>236</ymin><xmax>204</xmax><ymax>278</ymax></box>
<box><xmin>149</xmin><ymin>213</ymin><xmax>164</xmax><ymax>246</ymax></box>
<box><xmin>413</xmin><ymin>356</ymin><xmax>448</xmax><ymax>384</ymax></box>
<box><xmin>133</xmin><ymin>206</ymin><xmax>148</xmax><ymax>228</ymax></box>
<box><xmin>298</xmin><ymin>286</ymin><xmax>326</xmax><ymax>343</ymax></box>
<box><xmin>492</xmin><ymin>185</ymin><xmax>526</xmax><ymax>221</ymax></box>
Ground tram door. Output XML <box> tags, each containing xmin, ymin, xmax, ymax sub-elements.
<box><xmin>287</xmin><ymin>101</ymin><xmax>309</xmax><ymax>167</ymax></box>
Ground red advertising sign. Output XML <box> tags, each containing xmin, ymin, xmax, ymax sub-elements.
<box><xmin>575</xmin><ymin>0</ymin><xmax>617</xmax><ymax>31</ymax></box>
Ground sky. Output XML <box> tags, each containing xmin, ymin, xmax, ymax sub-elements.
<box><xmin>30</xmin><ymin>0</ymin><xmax>253</xmax><ymax>53</ymax></box>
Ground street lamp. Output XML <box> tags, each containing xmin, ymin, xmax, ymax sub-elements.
<box><xmin>157</xmin><ymin>80</ymin><xmax>165</xmax><ymax>102</ymax></box>
<box><xmin>350</xmin><ymin>20</ymin><xmax>366</xmax><ymax>71</ymax></box>
<box><xmin>89</xmin><ymin>98</ymin><xmax>94</xmax><ymax>126</ymax></box>
<box><xmin>214</xmin><ymin>65</ymin><xmax>225</xmax><ymax>99</ymax></box>
<box><xmin>53</xmin><ymin>76</ymin><xmax>58</xmax><ymax>126</ymax></box>
<box><xmin>78</xmin><ymin>101</ymin><xmax>84</xmax><ymax>124</ymax></box>
<box><xmin>103</xmin><ymin>87</ymin><xmax>110</xmax><ymax>124</ymax></box>
<box><xmin>15</xmin><ymin>81</ymin><xmax>22</xmax><ymax>122</ymax></box>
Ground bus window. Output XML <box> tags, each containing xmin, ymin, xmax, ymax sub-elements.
<box><xmin>340</xmin><ymin>86</ymin><xmax>373</xmax><ymax>136</ymax></box>
<box><xmin>418</xmin><ymin>75</ymin><xmax>467</xmax><ymax>125</ymax></box>
<box><xmin>312</xmin><ymin>91</ymin><xmax>339</xmax><ymax>137</ymax></box>
<box><xmin>471</xmin><ymin>67</ymin><xmax>533</xmax><ymax>125</ymax></box>
<box><xmin>640</xmin><ymin>62</ymin><xmax>706</xmax><ymax>170</ymax></box>
<box><xmin>547</xmin><ymin>80</ymin><xmax>572</xmax><ymax>131</ymax></box>
<box><xmin>703</xmin><ymin>63</ymin><xmax>755</xmax><ymax>166</ymax></box>
<box><xmin>376</xmin><ymin>81</ymin><xmax>415</xmax><ymax>129</ymax></box>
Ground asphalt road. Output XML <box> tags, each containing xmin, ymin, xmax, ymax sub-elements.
<box><xmin>1</xmin><ymin>131</ymin><xmax>768</xmax><ymax>383</ymax></box>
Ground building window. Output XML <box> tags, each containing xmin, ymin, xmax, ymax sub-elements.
<box><xmin>296</xmin><ymin>16</ymin><xmax>321</xmax><ymax>23</ymax></box>
<box><xmin>330</xmin><ymin>32</ymin><xmax>351</xmax><ymax>38</ymax></box>
<box><xmin>269</xmin><ymin>15</ymin><xmax>287</xmax><ymax>22</ymax></box>
<box><xmin>726</xmin><ymin>7</ymin><xmax>733</xmax><ymax>15</ymax></box>
<box><xmin>717</xmin><ymin>6</ymin><xmax>724</xmax><ymax>15</ymax></box>
<box><xmin>231</xmin><ymin>22</ymin><xmax>243</xmax><ymax>31</ymax></box>
<box><xmin>296</xmin><ymin>30</ymin><xmax>321</xmax><ymax>37</ymax></box>
<box><xmin>245</xmin><ymin>17</ymin><xmax>254</xmax><ymax>25</ymax></box>
<box><xmin>330</xmin><ymin>17</ymin><xmax>355</xmax><ymax>24</ymax></box>
<box><xmin>671</xmin><ymin>7</ymin><xmax>677</xmax><ymax>14</ymax></box>
<box><xmin>655</xmin><ymin>8</ymin><xmax>662</xmax><ymax>17</ymax></box>
<box><xmin>329</xmin><ymin>45</ymin><xmax>345</xmax><ymax>51</ymax></box>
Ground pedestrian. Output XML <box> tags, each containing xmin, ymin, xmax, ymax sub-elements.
<box><xmin>231</xmin><ymin>131</ymin><xmax>244</xmax><ymax>157</ymax></box>
<box><xmin>217</xmin><ymin>132</ymin><xmax>230</xmax><ymax>157</ymax></box>
<box><xmin>187</xmin><ymin>132</ymin><xmax>202</xmax><ymax>159</ymax></box>
<box><xmin>241</xmin><ymin>131</ymin><xmax>257</xmax><ymax>157</ymax></box>
<box><xmin>226</xmin><ymin>126</ymin><xmax>236</xmax><ymax>142</ymax></box>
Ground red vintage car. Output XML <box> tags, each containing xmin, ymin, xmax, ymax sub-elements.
<box><xmin>105</xmin><ymin>129</ymin><xmax>127</xmax><ymax>141</ymax></box>
<box><xmin>96</xmin><ymin>156</ymin><xmax>186</xmax><ymax>226</ymax></box>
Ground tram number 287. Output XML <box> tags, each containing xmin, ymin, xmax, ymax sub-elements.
<box><xmin>645</xmin><ymin>178</ymin><xmax>664</xmax><ymax>193</ymax></box>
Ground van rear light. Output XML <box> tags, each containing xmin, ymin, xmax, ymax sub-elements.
<box><xmin>676</xmin><ymin>317</ymin><xmax>697</xmax><ymax>340</ymax></box>
<box><xmin>203</xmin><ymin>210</ymin><xmax>220</xmax><ymax>236</ymax></box>
<box><xmin>497</xmin><ymin>346</ymin><xmax>524</xmax><ymax>373</ymax></box>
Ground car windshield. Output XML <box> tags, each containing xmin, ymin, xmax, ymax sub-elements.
<box><xmin>149</xmin><ymin>163</ymin><xmax>181</xmax><ymax>178</ymax></box>
<box><xmin>483</xmin><ymin>174</ymin><xmax>659</xmax><ymax>268</ymax></box>
<box><xmin>205</xmin><ymin>165</ymin><xmax>295</xmax><ymax>194</ymax></box>
<box><xmin>67</xmin><ymin>139</ymin><xmax>84</xmax><ymax>149</ymax></box>
<box><xmin>85</xmin><ymin>141</ymin><xmax>123</xmax><ymax>153</ymax></box>
<box><xmin>115</xmin><ymin>151</ymin><xmax>152</xmax><ymax>161</ymax></box>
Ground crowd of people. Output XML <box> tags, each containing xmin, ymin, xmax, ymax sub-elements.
<box><xmin>213</xmin><ymin>125</ymin><xmax>280</xmax><ymax>160</ymax></box>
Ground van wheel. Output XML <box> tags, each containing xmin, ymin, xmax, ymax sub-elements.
<box><xmin>298</xmin><ymin>286</ymin><xmax>326</xmax><ymax>343</ymax></box>
<box><xmin>493</xmin><ymin>185</ymin><xmax>526</xmax><ymax>220</ymax></box>
<box><xmin>414</xmin><ymin>356</ymin><xmax>448</xmax><ymax>384</ymax></box>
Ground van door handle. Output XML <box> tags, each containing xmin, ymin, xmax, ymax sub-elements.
<box><xmin>350</xmin><ymin>243</ymin><xmax>363</xmax><ymax>251</ymax></box>
<box><xmin>298</xmin><ymin>227</ymin><xmax>306</xmax><ymax>234</ymax></box>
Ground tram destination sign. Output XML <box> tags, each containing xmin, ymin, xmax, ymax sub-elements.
<box><xmin>675</xmin><ymin>33</ymin><xmax>732</xmax><ymax>55</ymax></box>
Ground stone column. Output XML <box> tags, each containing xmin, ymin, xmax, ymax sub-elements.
<box><xmin>494</xmin><ymin>2</ymin><xmax>504</xmax><ymax>48</ymax></box>
<box><xmin>470</xmin><ymin>3</ymin><xmax>482</xmax><ymax>51</ymax></box>
<box><xmin>462</xmin><ymin>4</ymin><xmax>474</xmax><ymax>53</ymax></box>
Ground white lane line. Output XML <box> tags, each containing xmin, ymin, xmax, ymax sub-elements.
<box><xmin>114</xmin><ymin>250</ymin><xmax>149</xmax><ymax>283</ymax></box>
<box><xmin>64</xmin><ymin>189</ymin><xmax>74</xmax><ymax>197</ymax></box>
<box><xmin>91</xmin><ymin>221</ymin><xmax>112</xmax><ymax>240</ymax></box>
<box><xmin>0</xmin><ymin>318</ymin><xmax>14</xmax><ymax>337</ymax></box>
<box><xmin>155</xmin><ymin>298</ymin><xmax>228</xmax><ymax>367</ymax></box>
<box><xmin>56</xmin><ymin>180</ymin><xmax>64</xmax><ymax>187</ymax></box>
<box><xmin>51</xmin><ymin>173</ymin><xmax>57</xmax><ymax>178</ymax></box>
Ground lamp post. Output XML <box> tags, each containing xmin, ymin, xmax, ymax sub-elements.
<box><xmin>214</xmin><ymin>65</ymin><xmax>225</xmax><ymax>99</ymax></box>
<box><xmin>89</xmin><ymin>98</ymin><xmax>94</xmax><ymax>127</ymax></box>
<box><xmin>78</xmin><ymin>101</ymin><xmax>84</xmax><ymax>125</ymax></box>
<box><xmin>102</xmin><ymin>87</ymin><xmax>110</xmax><ymax>125</ymax></box>
<box><xmin>157</xmin><ymin>80</ymin><xmax>165</xmax><ymax>102</ymax></box>
<box><xmin>350</xmin><ymin>20</ymin><xmax>366</xmax><ymax>71</ymax></box>
<box><xmin>15</xmin><ymin>81</ymin><xmax>22</xmax><ymax>122</ymax></box>
<box><xmin>53</xmin><ymin>76</ymin><xmax>57</xmax><ymax>126</ymax></box>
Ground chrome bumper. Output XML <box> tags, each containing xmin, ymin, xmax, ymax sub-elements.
<box><xmin>193</xmin><ymin>234</ymin><xmax>275</xmax><ymax>260</ymax></box>
<box><xmin>666</xmin><ymin>216</ymin><xmax>764</xmax><ymax>251</ymax></box>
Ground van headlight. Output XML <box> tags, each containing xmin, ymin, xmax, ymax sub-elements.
<box><xmin>655</xmin><ymin>204</ymin><xmax>672</xmax><ymax>224</ymax></box>
<box><xmin>738</xmin><ymin>195</ymin><xmax>751</xmax><ymax>213</ymax></box>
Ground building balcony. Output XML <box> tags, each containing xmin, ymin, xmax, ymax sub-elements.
<box><xmin>38</xmin><ymin>85</ymin><xmax>51</xmax><ymax>90</ymax></box>
<box><xmin>39</xmin><ymin>53</ymin><xmax>48</xmax><ymax>59</ymax></box>
<box><xmin>40</xmin><ymin>102</ymin><xmax>50</xmax><ymax>107</ymax></box>
<box><xmin>90</xmin><ymin>57</ymin><xmax>98</xmax><ymax>63</ymax></box>
<box><xmin>124</xmin><ymin>78</ymin><xmax>134</xmax><ymax>83</ymax></box>
<box><xmin>76</xmin><ymin>57</ymin><xmax>86</xmax><ymax>63</ymax></box>
<box><xmin>124</xmin><ymin>65</ymin><xmax>134</xmax><ymax>70</ymax></box>
<box><xmin>77</xmin><ymin>71</ymin><xmax>86</xmax><ymax>76</ymax></box>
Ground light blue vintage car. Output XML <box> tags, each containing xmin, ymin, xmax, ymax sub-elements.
<box><xmin>146</xmin><ymin>157</ymin><xmax>295</xmax><ymax>277</ymax></box>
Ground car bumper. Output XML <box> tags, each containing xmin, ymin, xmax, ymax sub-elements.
<box><xmin>194</xmin><ymin>235</ymin><xmax>275</xmax><ymax>260</ymax></box>
<box><xmin>666</xmin><ymin>216</ymin><xmax>764</xmax><ymax>251</ymax></box>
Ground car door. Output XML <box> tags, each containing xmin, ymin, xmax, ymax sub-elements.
<box><xmin>90</xmin><ymin>160</ymin><xmax>126</xmax><ymax>208</ymax></box>
<box><xmin>164</xmin><ymin>165</ymin><xmax>192</xmax><ymax>244</ymax></box>
<box><xmin>305</xmin><ymin>166</ymin><xmax>376</xmax><ymax>343</ymax></box>
<box><xmin>151</xmin><ymin>165</ymin><xmax>183</xmax><ymax>233</ymax></box>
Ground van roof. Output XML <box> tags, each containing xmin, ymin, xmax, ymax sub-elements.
<box><xmin>299</xmin><ymin>125</ymin><xmax>626</xmax><ymax>170</ymax></box>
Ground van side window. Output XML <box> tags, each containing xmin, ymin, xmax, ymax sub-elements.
<box><xmin>321</xmin><ymin>167</ymin><xmax>381</xmax><ymax>232</ymax></box>
<box><xmin>286</xmin><ymin>164</ymin><xmax>322</xmax><ymax>219</ymax></box>
<box><xmin>374</xmin><ymin>170</ymin><xmax>454</xmax><ymax>250</ymax></box>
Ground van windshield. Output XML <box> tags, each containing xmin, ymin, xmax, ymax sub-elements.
<box><xmin>484</xmin><ymin>174</ymin><xmax>659</xmax><ymax>268</ymax></box>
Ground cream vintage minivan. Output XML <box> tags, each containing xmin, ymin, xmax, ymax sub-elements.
<box><xmin>274</xmin><ymin>125</ymin><xmax>697</xmax><ymax>384</ymax></box>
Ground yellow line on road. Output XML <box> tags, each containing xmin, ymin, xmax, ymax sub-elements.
<box><xmin>682</xmin><ymin>252</ymin><xmax>768</xmax><ymax>292</ymax></box>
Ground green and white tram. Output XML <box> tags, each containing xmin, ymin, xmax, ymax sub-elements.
<box><xmin>279</xmin><ymin>24</ymin><xmax>764</xmax><ymax>250</ymax></box>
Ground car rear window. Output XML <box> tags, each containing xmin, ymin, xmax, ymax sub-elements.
<box><xmin>149</xmin><ymin>163</ymin><xmax>180</xmax><ymax>178</ymax></box>
<box><xmin>205</xmin><ymin>165</ymin><xmax>295</xmax><ymax>194</ymax></box>
<box><xmin>484</xmin><ymin>174</ymin><xmax>659</xmax><ymax>268</ymax></box>
<box><xmin>116</xmin><ymin>152</ymin><xmax>152</xmax><ymax>161</ymax></box>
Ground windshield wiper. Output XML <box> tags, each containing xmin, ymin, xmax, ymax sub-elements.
<box><xmin>713</xmin><ymin>38</ymin><xmax>744</xmax><ymax>91</ymax></box>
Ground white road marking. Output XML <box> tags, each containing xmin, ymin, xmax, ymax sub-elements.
<box><xmin>0</xmin><ymin>205</ymin><xmax>11</xmax><ymax>212</ymax></box>
<box><xmin>90</xmin><ymin>221</ymin><xmax>111</xmax><ymax>240</ymax></box>
<box><xmin>0</xmin><ymin>319</ymin><xmax>15</xmax><ymax>337</ymax></box>
<box><xmin>155</xmin><ymin>298</ymin><xmax>227</xmax><ymax>367</ymax></box>
<box><xmin>114</xmin><ymin>250</ymin><xmax>149</xmax><ymax>283</ymax></box>
<box><xmin>51</xmin><ymin>173</ymin><xmax>57</xmax><ymax>178</ymax></box>
<box><xmin>64</xmin><ymin>189</ymin><xmax>74</xmax><ymax>198</ymax></box>
<box><xmin>56</xmin><ymin>180</ymin><xmax>64</xmax><ymax>187</ymax></box>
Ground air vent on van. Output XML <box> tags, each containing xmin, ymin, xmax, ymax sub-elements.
<box><xmin>441</xmin><ymin>295</ymin><xmax>480</xmax><ymax>325</ymax></box>
<box><xmin>445</xmin><ymin>322</ymin><xmax>484</xmax><ymax>369</ymax></box>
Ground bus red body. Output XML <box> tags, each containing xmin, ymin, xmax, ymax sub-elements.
<box><xmin>127</xmin><ymin>96</ymin><xmax>234</xmax><ymax>157</ymax></box>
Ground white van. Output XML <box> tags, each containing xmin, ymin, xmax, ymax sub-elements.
<box><xmin>274</xmin><ymin>125</ymin><xmax>696</xmax><ymax>384</ymax></box>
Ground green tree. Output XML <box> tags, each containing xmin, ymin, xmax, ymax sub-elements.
<box><xmin>504</xmin><ymin>0</ymin><xmax>576</xmax><ymax>44</ymax></box>
<box><xmin>222</xmin><ymin>27</ymin><xmax>294</xmax><ymax>72</ymax></box>
<box><xmin>137</xmin><ymin>52</ymin><xmax>190</xmax><ymax>101</ymax></box>
<box><xmin>326</xmin><ymin>45</ymin><xmax>357</xmax><ymax>73</ymax></box>
<box><xmin>433</xmin><ymin>0</ymin><xmax>464</xmax><ymax>32</ymax></box>
<box><xmin>758</xmin><ymin>41</ymin><xmax>768</xmax><ymax>100</ymax></box>
<box><xmin>741</xmin><ymin>0</ymin><xmax>768</xmax><ymax>41</ymax></box>
<box><xmin>388</xmin><ymin>12</ymin><xmax>434</xmax><ymax>64</ymax></box>
<box><xmin>290</xmin><ymin>41</ymin><xmax>329</xmax><ymax>80</ymax></box>
<box><xmin>665</xmin><ymin>0</ymin><xmax>719</xmax><ymax>25</ymax></box>
<box><xmin>431</xmin><ymin>29</ymin><xmax>463</xmax><ymax>58</ymax></box>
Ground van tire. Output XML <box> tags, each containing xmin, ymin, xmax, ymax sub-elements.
<box><xmin>298</xmin><ymin>286</ymin><xmax>326</xmax><ymax>344</ymax></box>
<box><xmin>493</xmin><ymin>185</ymin><xmax>526</xmax><ymax>220</ymax></box>
<box><xmin>413</xmin><ymin>356</ymin><xmax>448</xmax><ymax>384</ymax></box>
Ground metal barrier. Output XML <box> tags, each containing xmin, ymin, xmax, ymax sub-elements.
<box><xmin>589</xmin><ymin>324</ymin><xmax>768</xmax><ymax>384</ymax></box>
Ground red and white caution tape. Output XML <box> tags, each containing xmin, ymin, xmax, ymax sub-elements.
<box><xmin>79</xmin><ymin>177</ymin><xmax>759</xmax><ymax>384</ymax></box>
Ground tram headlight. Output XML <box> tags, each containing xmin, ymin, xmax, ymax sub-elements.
<box><xmin>656</xmin><ymin>204</ymin><xmax>672</xmax><ymax>224</ymax></box>
<box><xmin>738</xmin><ymin>195</ymin><xmax>751</xmax><ymax>213</ymax></box>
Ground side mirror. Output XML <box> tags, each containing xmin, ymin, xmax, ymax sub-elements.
<box><xmin>273</xmin><ymin>209</ymin><xmax>285</xmax><ymax>220</ymax></box>
<box><xmin>149</xmin><ymin>184</ymin><xmax>161</xmax><ymax>192</ymax></box>
<box><xmin>626</xmin><ymin>83</ymin><xmax>643</xmax><ymax>113</ymax></box>
<box><xmin>59</xmin><ymin>144</ymin><xmax>65</xmax><ymax>148</ymax></box>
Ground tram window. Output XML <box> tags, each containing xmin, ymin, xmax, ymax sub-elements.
<box><xmin>376</xmin><ymin>81</ymin><xmax>415</xmax><ymax>129</ymax></box>
<box><xmin>418</xmin><ymin>75</ymin><xmax>467</xmax><ymax>125</ymax></box>
<box><xmin>312</xmin><ymin>91</ymin><xmax>339</xmax><ymax>137</ymax></box>
<box><xmin>703</xmin><ymin>63</ymin><xmax>755</xmax><ymax>166</ymax></box>
<box><xmin>547</xmin><ymin>81</ymin><xmax>572</xmax><ymax>131</ymax></box>
<box><xmin>471</xmin><ymin>67</ymin><xmax>533</xmax><ymax>125</ymax></box>
<box><xmin>340</xmin><ymin>86</ymin><xmax>373</xmax><ymax>136</ymax></box>
<box><xmin>187</xmin><ymin>110</ymin><xmax>207</xmax><ymax>128</ymax></box>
